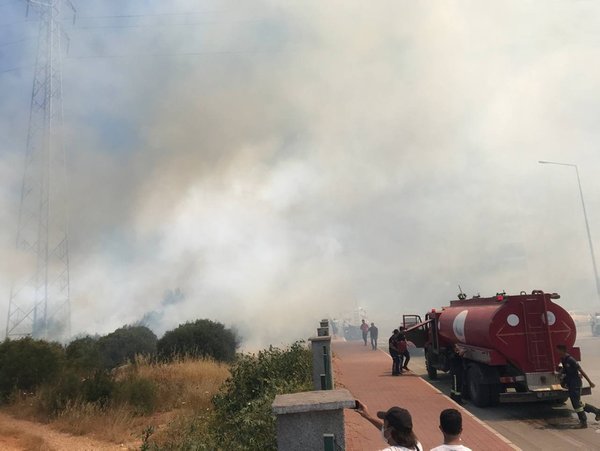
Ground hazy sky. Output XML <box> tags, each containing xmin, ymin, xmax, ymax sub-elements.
<box><xmin>2</xmin><ymin>0</ymin><xmax>600</xmax><ymax>348</ymax></box>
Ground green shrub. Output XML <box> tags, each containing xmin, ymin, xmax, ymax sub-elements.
<box><xmin>157</xmin><ymin>319</ymin><xmax>238</xmax><ymax>362</ymax></box>
<box><xmin>97</xmin><ymin>325</ymin><xmax>157</xmax><ymax>369</ymax></box>
<box><xmin>39</xmin><ymin>369</ymin><xmax>82</xmax><ymax>414</ymax></box>
<box><xmin>114</xmin><ymin>376</ymin><xmax>157</xmax><ymax>415</ymax></box>
<box><xmin>211</xmin><ymin>341</ymin><xmax>312</xmax><ymax>450</ymax></box>
<box><xmin>66</xmin><ymin>336</ymin><xmax>102</xmax><ymax>373</ymax></box>
<box><xmin>82</xmin><ymin>371</ymin><xmax>115</xmax><ymax>406</ymax></box>
<box><xmin>0</xmin><ymin>338</ymin><xmax>65</xmax><ymax>400</ymax></box>
<box><xmin>39</xmin><ymin>369</ymin><xmax>116</xmax><ymax>415</ymax></box>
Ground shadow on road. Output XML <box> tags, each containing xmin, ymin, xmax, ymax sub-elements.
<box><xmin>410</xmin><ymin>355</ymin><xmax>592</xmax><ymax>428</ymax></box>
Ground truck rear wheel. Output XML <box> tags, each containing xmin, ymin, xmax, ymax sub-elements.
<box><xmin>425</xmin><ymin>350</ymin><xmax>437</xmax><ymax>380</ymax></box>
<box><xmin>467</xmin><ymin>364</ymin><xmax>490</xmax><ymax>407</ymax></box>
<box><xmin>488</xmin><ymin>382</ymin><xmax>501</xmax><ymax>407</ymax></box>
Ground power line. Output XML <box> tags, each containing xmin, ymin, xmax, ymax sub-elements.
<box><xmin>73</xmin><ymin>11</ymin><xmax>220</xmax><ymax>20</ymax></box>
<box><xmin>0</xmin><ymin>37</ymin><xmax>33</xmax><ymax>47</ymax></box>
<box><xmin>0</xmin><ymin>0</ymin><xmax>19</xmax><ymax>8</ymax></box>
<box><xmin>67</xmin><ymin>47</ymin><xmax>290</xmax><ymax>60</ymax></box>
<box><xmin>68</xmin><ymin>18</ymin><xmax>267</xmax><ymax>30</ymax></box>
<box><xmin>0</xmin><ymin>65</ymin><xmax>31</xmax><ymax>74</ymax></box>
<box><xmin>0</xmin><ymin>19</ymin><xmax>38</xmax><ymax>27</ymax></box>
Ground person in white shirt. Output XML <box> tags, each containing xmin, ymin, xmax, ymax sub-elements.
<box><xmin>430</xmin><ymin>408</ymin><xmax>472</xmax><ymax>451</ymax></box>
<box><xmin>355</xmin><ymin>400</ymin><xmax>423</xmax><ymax>451</ymax></box>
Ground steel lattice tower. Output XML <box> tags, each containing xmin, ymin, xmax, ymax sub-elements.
<box><xmin>6</xmin><ymin>0</ymin><xmax>75</xmax><ymax>340</ymax></box>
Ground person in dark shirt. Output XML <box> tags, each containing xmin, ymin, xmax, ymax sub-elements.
<box><xmin>388</xmin><ymin>329</ymin><xmax>401</xmax><ymax>376</ymax></box>
<box><xmin>369</xmin><ymin>322</ymin><xmax>379</xmax><ymax>350</ymax></box>
<box><xmin>557</xmin><ymin>344</ymin><xmax>600</xmax><ymax>428</ymax></box>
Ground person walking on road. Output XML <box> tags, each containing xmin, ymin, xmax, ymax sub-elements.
<box><xmin>389</xmin><ymin>329</ymin><xmax>402</xmax><ymax>376</ymax></box>
<box><xmin>449</xmin><ymin>345</ymin><xmax>465</xmax><ymax>404</ymax></box>
<box><xmin>355</xmin><ymin>400</ymin><xmax>423</xmax><ymax>451</ymax></box>
<box><xmin>361</xmin><ymin>319</ymin><xmax>369</xmax><ymax>346</ymax></box>
<box><xmin>430</xmin><ymin>408</ymin><xmax>472</xmax><ymax>451</ymax></box>
<box><xmin>557</xmin><ymin>344</ymin><xmax>600</xmax><ymax>428</ymax></box>
<box><xmin>398</xmin><ymin>326</ymin><xmax>410</xmax><ymax>371</ymax></box>
<box><xmin>369</xmin><ymin>322</ymin><xmax>379</xmax><ymax>350</ymax></box>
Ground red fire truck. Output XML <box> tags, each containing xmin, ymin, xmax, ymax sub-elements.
<box><xmin>404</xmin><ymin>290</ymin><xmax>592</xmax><ymax>407</ymax></box>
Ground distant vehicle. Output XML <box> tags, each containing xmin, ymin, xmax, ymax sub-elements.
<box><xmin>404</xmin><ymin>290</ymin><xmax>591</xmax><ymax>407</ymax></box>
<box><xmin>343</xmin><ymin>323</ymin><xmax>363</xmax><ymax>341</ymax></box>
<box><xmin>592</xmin><ymin>313</ymin><xmax>600</xmax><ymax>336</ymax></box>
<box><xmin>568</xmin><ymin>310</ymin><xmax>592</xmax><ymax>327</ymax></box>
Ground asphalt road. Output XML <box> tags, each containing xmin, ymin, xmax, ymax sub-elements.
<box><xmin>407</xmin><ymin>328</ymin><xmax>600</xmax><ymax>450</ymax></box>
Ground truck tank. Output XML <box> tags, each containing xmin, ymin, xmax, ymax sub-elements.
<box><xmin>436</xmin><ymin>291</ymin><xmax>576</xmax><ymax>373</ymax></box>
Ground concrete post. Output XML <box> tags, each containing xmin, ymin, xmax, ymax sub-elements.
<box><xmin>309</xmin><ymin>335</ymin><xmax>333</xmax><ymax>390</ymax></box>
<box><xmin>272</xmin><ymin>389</ymin><xmax>355</xmax><ymax>451</ymax></box>
<box><xmin>319</xmin><ymin>319</ymin><xmax>330</xmax><ymax>336</ymax></box>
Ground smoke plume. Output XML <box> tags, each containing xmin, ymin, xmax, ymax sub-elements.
<box><xmin>2</xmin><ymin>1</ymin><xmax>600</xmax><ymax>348</ymax></box>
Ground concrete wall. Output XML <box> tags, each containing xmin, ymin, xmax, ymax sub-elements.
<box><xmin>276</xmin><ymin>409</ymin><xmax>345</xmax><ymax>451</ymax></box>
<box><xmin>272</xmin><ymin>389</ymin><xmax>355</xmax><ymax>451</ymax></box>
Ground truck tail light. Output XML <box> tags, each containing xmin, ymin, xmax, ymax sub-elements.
<box><xmin>499</xmin><ymin>376</ymin><xmax>515</xmax><ymax>384</ymax></box>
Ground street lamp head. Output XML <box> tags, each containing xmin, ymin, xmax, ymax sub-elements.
<box><xmin>538</xmin><ymin>160</ymin><xmax>577</xmax><ymax>168</ymax></box>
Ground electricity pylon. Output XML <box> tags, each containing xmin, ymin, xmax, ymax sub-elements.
<box><xmin>6</xmin><ymin>0</ymin><xmax>75</xmax><ymax>341</ymax></box>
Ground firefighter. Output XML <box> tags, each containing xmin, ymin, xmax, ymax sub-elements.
<box><xmin>556</xmin><ymin>344</ymin><xmax>600</xmax><ymax>428</ymax></box>
<box><xmin>388</xmin><ymin>329</ymin><xmax>401</xmax><ymax>376</ymax></box>
<box><xmin>449</xmin><ymin>344</ymin><xmax>465</xmax><ymax>404</ymax></box>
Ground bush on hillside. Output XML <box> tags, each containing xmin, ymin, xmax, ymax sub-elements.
<box><xmin>0</xmin><ymin>338</ymin><xmax>64</xmax><ymax>400</ymax></box>
<box><xmin>157</xmin><ymin>319</ymin><xmax>238</xmax><ymax>362</ymax></box>
<box><xmin>65</xmin><ymin>336</ymin><xmax>102</xmax><ymax>373</ymax></box>
<box><xmin>113</xmin><ymin>376</ymin><xmax>157</xmax><ymax>415</ymax></box>
<box><xmin>97</xmin><ymin>325</ymin><xmax>157</xmax><ymax>369</ymax></box>
<box><xmin>40</xmin><ymin>369</ymin><xmax>116</xmax><ymax>415</ymax></box>
<box><xmin>210</xmin><ymin>341</ymin><xmax>312</xmax><ymax>450</ymax></box>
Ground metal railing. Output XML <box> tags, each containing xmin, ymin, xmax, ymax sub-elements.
<box><xmin>323</xmin><ymin>434</ymin><xmax>343</xmax><ymax>451</ymax></box>
<box><xmin>321</xmin><ymin>344</ymin><xmax>332</xmax><ymax>390</ymax></box>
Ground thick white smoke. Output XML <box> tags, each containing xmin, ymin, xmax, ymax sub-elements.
<box><xmin>2</xmin><ymin>1</ymin><xmax>600</xmax><ymax>348</ymax></box>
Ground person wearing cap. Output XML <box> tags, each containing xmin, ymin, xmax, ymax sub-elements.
<box><xmin>430</xmin><ymin>409</ymin><xmax>471</xmax><ymax>451</ymax></box>
<box><xmin>355</xmin><ymin>400</ymin><xmax>423</xmax><ymax>450</ymax></box>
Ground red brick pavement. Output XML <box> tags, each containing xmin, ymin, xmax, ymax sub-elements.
<box><xmin>333</xmin><ymin>340</ymin><xmax>518</xmax><ymax>451</ymax></box>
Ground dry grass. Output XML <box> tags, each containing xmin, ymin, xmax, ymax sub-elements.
<box><xmin>52</xmin><ymin>402</ymin><xmax>136</xmax><ymax>442</ymax></box>
<box><xmin>3</xmin><ymin>393</ymin><xmax>46</xmax><ymax>423</ymax></box>
<box><xmin>55</xmin><ymin>357</ymin><xmax>229</xmax><ymax>443</ymax></box>
<box><xmin>3</xmin><ymin>357</ymin><xmax>230</xmax><ymax>446</ymax></box>
<box><xmin>132</xmin><ymin>355</ymin><xmax>230</xmax><ymax>412</ymax></box>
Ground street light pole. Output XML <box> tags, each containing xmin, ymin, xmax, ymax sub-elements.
<box><xmin>539</xmin><ymin>160</ymin><xmax>600</xmax><ymax>304</ymax></box>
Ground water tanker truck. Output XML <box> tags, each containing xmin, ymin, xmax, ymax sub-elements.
<box><xmin>404</xmin><ymin>290</ymin><xmax>592</xmax><ymax>407</ymax></box>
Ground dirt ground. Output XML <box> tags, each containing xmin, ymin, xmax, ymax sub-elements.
<box><xmin>0</xmin><ymin>412</ymin><xmax>135</xmax><ymax>451</ymax></box>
